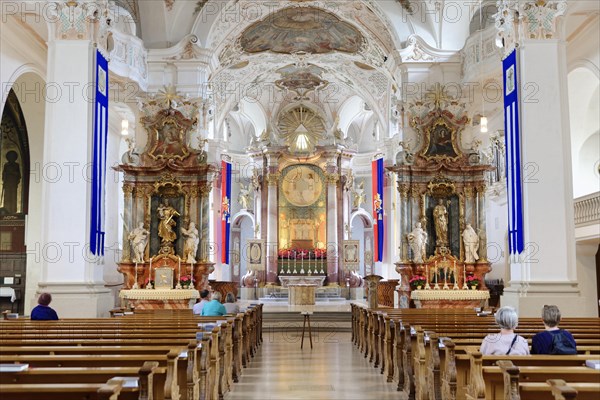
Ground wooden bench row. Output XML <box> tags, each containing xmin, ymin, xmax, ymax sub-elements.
<box><xmin>0</xmin><ymin>304</ymin><xmax>263</xmax><ymax>400</ymax></box>
<box><xmin>350</xmin><ymin>304</ymin><xmax>600</xmax><ymax>400</ymax></box>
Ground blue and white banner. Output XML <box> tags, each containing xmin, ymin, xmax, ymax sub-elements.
<box><xmin>90</xmin><ymin>50</ymin><xmax>109</xmax><ymax>256</ymax></box>
<box><xmin>502</xmin><ymin>49</ymin><xmax>524</xmax><ymax>255</ymax></box>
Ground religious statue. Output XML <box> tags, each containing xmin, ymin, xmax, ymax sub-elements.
<box><xmin>344</xmin><ymin>170</ymin><xmax>354</xmax><ymax>192</ymax></box>
<box><xmin>251</xmin><ymin>168</ymin><xmax>261</xmax><ymax>191</ymax></box>
<box><xmin>157</xmin><ymin>199</ymin><xmax>179</xmax><ymax>246</ymax></box>
<box><xmin>352</xmin><ymin>180</ymin><xmax>366</xmax><ymax>208</ymax></box>
<box><xmin>1</xmin><ymin>151</ymin><xmax>21</xmax><ymax>214</ymax></box>
<box><xmin>181</xmin><ymin>221</ymin><xmax>199</xmax><ymax>263</ymax></box>
<box><xmin>128</xmin><ymin>222</ymin><xmax>149</xmax><ymax>263</ymax></box>
<box><xmin>433</xmin><ymin>198</ymin><xmax>449</xmax><ymax>246</ymax></box>
<box><xmin>407</xmin><ymin>222</ymin><xmax>428</xmax><ymax>263</ymax></box>
<box><xmin>462</xmin><ymin>223</ymin><xmax>480</xmax><ymax>263</ymax></box>
<box><xmin>238</xmin><ymin>183</ymin><xmax>251</xmax><ymax>209</ymax></box>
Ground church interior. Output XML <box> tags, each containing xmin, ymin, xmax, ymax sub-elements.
<box><xmin>0</xmin><ymin>0</ymin><xmax>599</xmax><ymax>399</ymax></box>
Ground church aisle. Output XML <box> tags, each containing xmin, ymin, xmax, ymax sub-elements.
<box><xmin>224</xmin><ymin>331</ymin><xmax>403</xmax><ymax>400</ymax></box>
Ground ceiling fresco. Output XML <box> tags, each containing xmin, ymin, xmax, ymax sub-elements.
<box><xmin>275</xmin><ymin>63</ymin><xmax>329</xmax><ymax>100</ymax></box>
<box><xmin>239</xmin><ymin>7</ymin><xmax>364</xmax><ymax>54</ymax></box>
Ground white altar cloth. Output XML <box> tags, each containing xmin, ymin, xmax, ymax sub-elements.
<box><xmin>119</xmin><ymin>289</ymin><xmax>200</xmax><ymax>301</ymax></box>
<box><xmin>410</xmin><ymin>289</ymin><xmax>489</xmax><ymax>301</ymax></box>
<box><xmin>0</xmin><ymin>287</ymin><xmax>16</xmax><ymax>302</ymax></box>
<box><xmin>278</xmin><ymin>276</ymin><xmax>325</xmax><ymax>288</ymax></box>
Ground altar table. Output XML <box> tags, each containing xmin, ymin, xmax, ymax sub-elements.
<box><xmin>119</xmin><ymin>289</ymin><xmax>199</xmax><ymax>310</ymax></box>
<box><xmin>411</xmin><ymin>289</ymin><xmax>489</xmax><ymax>309</ymax></box>
<box><xmin>289</xmin><ymin>285</ymin><xmax>316</xmax><ymax>306</ymax></box>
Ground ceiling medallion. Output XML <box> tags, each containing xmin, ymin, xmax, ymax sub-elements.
<box><xmin>277</xmin><ymin>106</ymin><xmax>325</xmax><ymax>154</ymax></box>
<box><xmin>240</xmin><ymin>7</ymin><xmax>364</xmax><ymax>54</ymax></box>
<box><xmin>275</xmin><ymin>63</ymin><xmax>329</xmax><ymax>100</ymax></box>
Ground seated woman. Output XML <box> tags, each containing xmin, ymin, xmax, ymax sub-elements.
<box><xmin>223</xmin><ymin>292</ymin><xmax>240</xmax><ymax>314</ymax></box>
<box><xmin>531</xmin><ymin>305</ymin><xmax>577</xmax><ymax>354</ymax></box>
<box><xmin>31</xmin><ymin>293</ymin><xmax>59</xmax><ymax>320</ymax></box>
<box><xmin>480</xmin><ymin>306</ymin><xmax>529</xmax><ymax>355</ymax></box>
<box><xmin>201</xmin><ymin>291</ymin><xmax>227</xmax><ymax>317</ymax></box>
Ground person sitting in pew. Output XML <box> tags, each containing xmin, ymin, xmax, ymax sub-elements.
<box><xmin>531</xmin><ymin>305</ymin><xmax>577</xmax><ymax>355</ymax></box>
<box><xmin>480</xmin><ymin>306</ymin><xmax>529</xmax><ymax>355</ymax></box>
<box><xmin>223</xmin><ymin>292</ymin><xmax>240</xmax><ymax>314</ymax></box>
<box><xmin>30</xmin><ymin>292</ymin><xmax>59</xmax><ymax>321</ymax></box>
<box><xmin>201</xmin><ymin>291</ymin><xmax>227</xmax><ymax>316</ymax></box>
<box><xmin>193</xmin><ymin>289</ymin><xmax>211</xmax><ymax>315</ymax></box>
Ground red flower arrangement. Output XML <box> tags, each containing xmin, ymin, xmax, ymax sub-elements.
<box><xmin>466</xmin><ymin>275</ymin><xmax>480</xmax><ymax>288</ymax></box>
<box><xmin>278</xmin><ymin>248</ymin><xmax>327</xmax><ymax>260</ymax></box>
<box><xmin>409</xmin><ymin>275</ymin><xmax>427</xmax><ymax>289</ymax></box>
<box><xmin>180</xmin><ymin>275</ymin><xmax>193</xmax><ymax>287</ymax></box>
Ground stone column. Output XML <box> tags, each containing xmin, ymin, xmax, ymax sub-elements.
<box><xmin>265</xmin><ymin>168</ymin><xmax>279</xmax><ymax>283</ymax></box>
<box><xmin>398</xmin><ymin>183</ymin><xmax>410</xmax><ymax>262</ymax></box>
<box><xmin>476</xmin><ymin>184</ymin><xmax>488</xmax><ymax>262</ymax></box>
<box><xmin>495</xmin><ymin>0</ymin><xmax>581</xmax><ymax>316</ymax></box>
<box><xmin>36</xmin><ymin>0</ymin><xmax>112</xmax><ymax>317</ymax></box>
<box><xmin>326</xmin><ymin>173</ymin><xmax>340</xmax><ymax>284</ymax></box>
<box><xmin>364</xmin><ymin>275</ymin><xmax>383</xmax><ymax>309</ymax></box>
<box><xmin>121</xmin><ymin>184</ymin><xmax>133</xmax><ymax>263</ymax></box>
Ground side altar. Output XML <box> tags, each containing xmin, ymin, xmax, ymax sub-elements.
<box><xmin>115</xmin><ymin>92</ymin><xmax>218</xmax><ymax>308</ymax></box>
<box><xmin>389</xmin><ymin>86</ymin><xmax>492</xmax><ymax>309</ymax></box>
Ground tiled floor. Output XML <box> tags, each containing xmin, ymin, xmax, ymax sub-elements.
<box><xmin>224</xmin><ymin>331</ymin><xmax>404</xmax><ymax>400</ymax></box>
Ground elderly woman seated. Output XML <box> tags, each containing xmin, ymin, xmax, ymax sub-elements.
<box><xmin>480</xmin><ymin>306</ymin><xmax>530</xmax><ymax>355</ymax></box>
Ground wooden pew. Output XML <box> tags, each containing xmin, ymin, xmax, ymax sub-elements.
<box><xmin>0</xmin><ymin>377</ymin><xmax>132</xmax><ymax>400</ymax></box>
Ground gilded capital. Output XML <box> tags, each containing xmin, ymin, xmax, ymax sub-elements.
<box><xmin>267</xmin><ymin>173</ymin><xmax>280</xmax><ymax>186</ymax></box>
<box><xmin>464</xmin><ymin>186</ymin><xmax>475</xmax><ymax>199</ymax></box>
<box><xmin>123</xmin><ymin>183</ymin><xmax>134</xmax><ymax>197</ymax></box>
<box><xmin>397</xmin><ymin>183</ymin><xmax>410</xmax><ymax>198</ymax></box>
<box><xmin>326</xmin><ymin>173</ymin><xmax>340</xmax><ymax>184</ymax></box>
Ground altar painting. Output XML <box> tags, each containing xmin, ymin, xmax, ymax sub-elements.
<box><xmin>278</xmin><ymin>164</ymin><xmax>327</xmax><ymax>254</ymax></box>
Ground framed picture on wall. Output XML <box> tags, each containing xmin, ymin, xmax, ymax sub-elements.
<box><xmin>247</xmin><ymin>239</ymin><xmax>265</xmax><ymax>271</ymax></box>
<box><xmin>343</xmin><ymin>240</ymin><xmax>360</xmax><ymax>270</ymax></box>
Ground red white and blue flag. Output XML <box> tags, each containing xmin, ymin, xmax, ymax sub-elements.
<box><xmin>371</xmin><ymin>157</ymin><xmax>384</xmax><ymax>262</ymax></box>
<box><xmin>220</xmin><ymin>160</ymin><xmax>232</xmax><ymax>264</ymax></box>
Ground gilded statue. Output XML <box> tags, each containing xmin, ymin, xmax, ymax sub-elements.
<box><xmin>433</xmin><ymin>198</ymin><xmax>449</xmax><ymax>246</ymax></box>
<box><xmin>462</xmin><ymin>223</ymin><xmax>480</xmax><ymax>263</ymax></box>
<box><xmin>407</xmin><ymin>222</ymin><xmax>428</xmax><ymax>263</ymax></box>
<box><xmin>352</xmin><ymin>179</ymin><xmax>366</xmax><ymax>208</ymax></box>
<box><xmin>181</xmin><ymin>221</ymin><xmax>199</xmax><ymax>263</ymax></box>
<box><xmin>128</xmin><ymin>222</ymin><xmax>149</xmax><ymax>263</ymax></box>
<box><xmin>157</xmin><ymin>199</ymin><xmax>179</xmax><ymax>245</ymax></box>
<box><xmin>238</xmin><ymin>183</ymin><xmax>251</xmax><ymax>209</ymax></box>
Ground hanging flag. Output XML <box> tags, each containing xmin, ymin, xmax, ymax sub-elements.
<box><xmin>221</xmin><ymin>160</ymin><xmax>232</xmax><ymax>264</ymax></box>
<box><xmin>371</xmin><ymin>156</ymin><xmax>384</xmax><ymax>262</ymax></box>
<box><xmin>502</xmin><ymin>49</ymin><xmax>524</xmax><ymax>255</ymax></box>
<box><xmin>90</xmin><ymin>49</ymin><xmax>109</xmax><ymax>256</ymax></box>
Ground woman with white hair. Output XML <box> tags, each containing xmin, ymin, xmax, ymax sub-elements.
<box><xmin>480</xmin><ymin>306</ymin><xmax>530</xmax><ymax>355</ymax></box>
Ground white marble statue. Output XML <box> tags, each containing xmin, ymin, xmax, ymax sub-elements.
<box><xmin>128</xmin><ymin>222</ymin><xmax>149</xmax><ymax>263</ymax></box>
<box><xmin>407</xmin><ymin>222</ymin><xmax>428</xmax><ymax>263</ymax></box>
<box><xmin>238</xmin><ymin>183</ymin><xmax>251</xmax><ymax>209</ymax></box>
<box><xmin>181</xmin><ymin>221</ymin><xmax>199</xmax><ymax>264</ymax></box>
<box><xmin>462</xmin><ymin>223</ymin><xmax>480</xmax><ymax>263</ymax></box>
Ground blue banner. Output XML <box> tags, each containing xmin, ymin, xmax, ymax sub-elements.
<box><xmin>221</xmin><ymin>160</ymin><xmax>232</xmax><ymax>264</ymax></box>
<box><xmin>502</xmin><ymin>49</ymin><xmax>524</xmax><ymax>255</ymax></box>
<box><xmin>372</xmin><ymin>157</ymin><xmax>384</xmax><ymax>262</ymax></box>
<box><xmin>90</xmin><ymin>50</ymin><xmax>109</xmax><ymax>256</ymax></box>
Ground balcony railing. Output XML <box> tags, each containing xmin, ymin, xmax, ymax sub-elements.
<box><xmin>574</xmin><ymin>192</ymin><xmax>600</xmax><ymax>227</ymax></box>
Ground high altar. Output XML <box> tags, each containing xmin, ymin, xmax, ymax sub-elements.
<box><xmin>116</xmin><ymin>93</ymin><xmax>217</xmax><ymax>309</ymax></box>
<box><xmin>388</xmin><ymin>87</ymin><xmax>492</xmax><ymax>308</ymax></box>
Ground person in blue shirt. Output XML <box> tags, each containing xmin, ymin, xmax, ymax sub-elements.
<box><xmin>201</xmin><ymin>291</ymin><xmax>227</xmax><ymax>316</ymax></box>
<box><xmin>31</xmin><ymin>292</ymin><xmax>59</xmax><ymax>320</ymax></box>
<box><xmin>531</xmin><ymin>305</ymin><xmax>576</xmax><ymax>354</ymax></box>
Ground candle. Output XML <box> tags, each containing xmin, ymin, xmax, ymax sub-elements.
<box><xmin>178</xmin><ymin>258</ymin><xmax>181</xmax><ymax>280</ymax></box>
<box><xmin>134</xmin><ymin>262</ymin><xmax>138</xmax><ymax>288</ymax></box>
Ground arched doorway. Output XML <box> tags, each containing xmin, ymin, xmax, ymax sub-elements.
<box><xmin>0</xmin><ymin>89</ymin><xmax>30</xmax><ymax>314</ymax></box>
<box><xmin>349</xmin><ymin>209</ymin><xmax>374</xmax><ymax>278</ymax></box>
<box><xmin>231</xmin><ymin>211</ymin><xmax>256</xmax><ymax>288</ymax></box>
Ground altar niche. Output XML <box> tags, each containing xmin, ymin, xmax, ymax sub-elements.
<box><xmin>278</xmin><ymin>164</ymin><xmax>327</xmax><ymax>276</ymax></box>
<box><xmin>389</xmin><ymin>85</ymin><xmax>493</xmax><ymax>308</ymax></box>
<box><xmin>116</xmin><ymin>95</ymin><xmax>217</xmax><ymax>292</ymax></box>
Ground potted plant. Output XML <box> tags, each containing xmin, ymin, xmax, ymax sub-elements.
<box><xmin>409</xmin><ymin>275</ymin><xmax>427</xmax><ymax>290</ymax></box>
<box><xmin>466</xmin><ymin>275</ymin><xmax>480</xmax><ymax>290</ymax></box>
<box><xmin>180</xmin><ymin>275</ymin><xmax>193</xmax><ymax>289</ymax></box>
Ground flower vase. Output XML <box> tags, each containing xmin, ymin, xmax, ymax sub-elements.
<box><xmin>471</xmin><ymin>285</ymin><xmax>478</xmax><ymax>290</ymax></box>
<box><xmin>416</xmin><ymin>285</ymin><xmax>422</xmax><ymax>290</ymax></box>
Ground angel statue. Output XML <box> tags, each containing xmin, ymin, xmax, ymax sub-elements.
<box><xmin>238</xmin><ymin>183</ymin><xmax>251</xmax><ymax>210</ymax></box>
<box><xmin>352</xmin><ymin>180</ymin><xmax>366</xmax><ymax>209</ymax></box>
<box><xmin>181</xmin><ymin>221</ymin><xmax>200</xmax><ymax>264</ymax></box>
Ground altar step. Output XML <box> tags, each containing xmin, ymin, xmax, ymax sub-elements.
<box><xmin>262</xmin><ymin>311</ymin><xmax>351</xmax><ymax>332</ymax></box>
